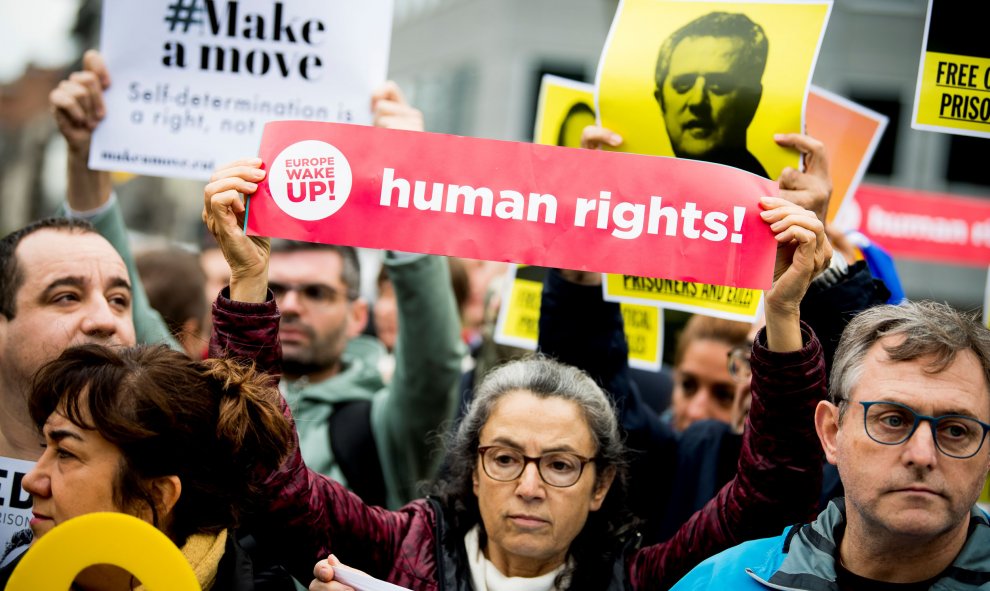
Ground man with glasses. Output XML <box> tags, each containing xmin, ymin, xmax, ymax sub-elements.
<box><xmin>672</xmin><ymin>300</ymin><xmax>990</xmax><ymax>590</ymax></box>
<box><xmin>265</xmin><ymin>237</ymin><xmax>464</xmax><ymax>509</ymax></box>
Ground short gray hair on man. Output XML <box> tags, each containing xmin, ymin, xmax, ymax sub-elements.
<box><xmin>830</xmin><ymin>301</ymin><xmax>990</xmax><ymax>409</ymax></box>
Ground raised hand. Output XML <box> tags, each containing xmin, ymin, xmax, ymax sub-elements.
<box><xmin>202</xmin><ymin>158</ymin><xmax>271</xmax><ymax>303</ymax></box>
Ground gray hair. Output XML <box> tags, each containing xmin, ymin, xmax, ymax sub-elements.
<box><xmin>432</xmin><ymin>356</ymin><xmax>629</xmax><ymax>591</ymax></box>
<box><xmin>458</xmin><ymin>357</ymin><xmax>622</xmax><ymax>482</ymax></box>
<box><xmin>830</xmin><ymin>301</ymin><xmax>990</xmax><ymax>410</ymax></box>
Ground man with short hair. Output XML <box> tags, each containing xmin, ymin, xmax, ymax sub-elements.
<box><xmin>671</xmin><ymin>300</ymin><xmax>990</xmax><ymax>590</ymax></box>
<box><xmin>0</xmin><ymin>217</ymin><xmax>137</xmax><ymax>459</ymax></box>
<box><xmin>654</xmin><ymin>11</ymin><xmax>769</xmax><ymax>177</ymax></box>
<box><xmin>264</xmin><ymin>236</ymin><xmax>464</xmax><ymax>509</ymax></box>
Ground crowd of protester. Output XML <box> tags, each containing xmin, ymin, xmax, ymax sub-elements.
<box><xmin>0</xmin><ymin>35</ymin><xmax>988</xmax><ymax>591</ymax></box>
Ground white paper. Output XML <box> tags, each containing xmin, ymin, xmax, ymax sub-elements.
<box><xmin>90</xmin><ymin>0</ymin><xmax>393</xmax><ymax>180</ymax></box>
<box><xmin>333</xmin><ymin>563</ymin><xmax>412</xmax><ymax>591</ymax></box>
<box><xmin>0</xmin><ymin>456</ymin><xmax>35</xmax><ymax>569</ymax></box>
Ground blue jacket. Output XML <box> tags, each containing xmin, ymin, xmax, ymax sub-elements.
<box><xmin>670</xmin><ymin>499</ymin><xmax>990</xmax><ymax>590</ymax></box>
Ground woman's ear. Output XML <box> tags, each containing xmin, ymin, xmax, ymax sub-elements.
<box><xmin>151</xmin><ymin>475</ymin><xmax>182</xmax><ymax>521</ymax></box>
<box><xmin>590</xmin><ymin>466</ymin><xmax>616</xmax><ymax>512</ymax></box>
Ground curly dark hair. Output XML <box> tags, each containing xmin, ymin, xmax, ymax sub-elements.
<box><xmin>29</xmin><ymin>343</ymin><xmax>293</xmax><ymax>546</ymax></box>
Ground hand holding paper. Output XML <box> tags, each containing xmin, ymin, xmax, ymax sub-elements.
<box><xmin>371</xmin><ymin>82</ymin><xmax>424</xmax><ymax>132</ymax></box>
<box><xmin>761</xmin><ymin>196</ymin><xmax>832</xmax><ymax>352</ymax></box>
<box><xmin>202</xmin><ymin>159</ymin><xmax>270</xmax><ymax>303</ymax></box>
<box><xmin>50</xmin><ymin>50</ymin><xmax>109</xmax><ymax>156</ymax></box>
<box><xmin>311</xmin><ymin>555</ymin><xmax>412</xmax><ymax>591</ymax></box>
<box><xmin>50</xmin><ymin>50</ymin><xmax>112</xmax><ymax>211</ymax></box>
<box><xmin>774</xmin><ymin>133</ymin><xmax>832</xmax><ymax>226</ymax></box>
<box><xmin>580</xmin><ymin>125</ymin><xmax>624</xmax><ymax>150</ymax></box>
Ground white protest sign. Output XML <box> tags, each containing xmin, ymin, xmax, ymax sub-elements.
<box><xmin>333</xmin><ymin>564</ymin><xmax>412</xmax><ymax>591</ymax></box>
<box><xmin>91</xmin><ymin>0</ymin><xmax>393</xmax><ymax>180</ymax></box>
<box><xmin>0</xmin><ymin>456</ymin><xmax>35</xmax><ymax>570</ymax></box>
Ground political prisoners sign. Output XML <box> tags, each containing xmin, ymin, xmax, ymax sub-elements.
<box><xmin>912</xmin><ymin>0</ymin><xmax>990</xmax><ymax>138</ymax></box>
<box><xmin>90</xmin><ymin>0</ymin><xmax>392</xmax><ymax>179</ymax></box>
<box><xmin>247</xmin><ymin>122</ymin><xmax>780</xmax><ymax>290</ymax></box>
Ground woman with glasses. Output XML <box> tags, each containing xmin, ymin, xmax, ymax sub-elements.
<box><xmin>198</xmin><ymin>89</ymin><xmax>830</xmax><ymax>588</ymax></box>
<box><xmin>198</xmin><ymin>184</ymin><xmax>831</xmax><ymax>591</ymax></box>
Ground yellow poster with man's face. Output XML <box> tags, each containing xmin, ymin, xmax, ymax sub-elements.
<box><xmin>534</xmin><ymin>75</ymin><xmax>598</xmax><ymax>148</ymax></box>
<box><xmin>596</xmin><ymin>0</ymin><xmax>831</xmax><ymax>181</ymax></box>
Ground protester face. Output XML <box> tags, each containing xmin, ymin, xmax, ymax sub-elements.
<box><xmin>671</xmin><ymin>338</ymin><xmax>737</xmax><ymax>431</ymax></box>
<box><xmin>472</xmin><ymin>390</ymin><xmax>611</xmax><ymax>576</ymax></box>
<box><xmin>819</xmin><ymin>337</ymin><xmax>990</xmax><ymax>543</ymax></box>
<box><xmin>1</xmin><ymin>230</ymin><xmax>136</xmax><ymax>391</ymax></box>
<box><xmin>22</xmin><ymin>410</ymin><xmax>129</xmax><ymax>541</ymax></box>
<box><xmin>658</xmin><ymin>35</ymin><xmax>752</xmax><ymax>160</ymax></box>
<box><xmin>269</xmin><ymin>250</ymin><xmax>365</xmax><ymax>380</ymax></box>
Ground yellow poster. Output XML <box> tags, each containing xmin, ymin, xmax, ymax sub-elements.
<box><xmin>534</xmin><ymin>75</ymin><xmax>763</xmax><ymax>323</ymax></box>
<box><xmin>912</xmin><ymin>0</ymin><xmax>990</xmax><ymax>138</ymax></box>
<box><xmin>604</xmin><ymin>273</ymin><xmax>762</xmax><ymax>322</ymax></box>
<box><xmin>533</xmin><ymin>75</ymin><xmax>597</xmax><ymax>147</ymax></box>
<box><xmin>494</xmin><ymin>264</ymin><xmax>664</xmax><ymax>371</ymax></box>
<box><xmin>596</xmin><ymin>0</ymin><xmax>832</xmax><ymax>181</ymax></box>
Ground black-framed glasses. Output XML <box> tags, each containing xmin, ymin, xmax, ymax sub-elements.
<box><xmin>858</xmin><ymin>401</ymin><xmax>990</xmax><ymax>459</ymax></box>
<box><xmin>477</xmin><ymin>446</ymin><xmax>594</xmax><ymax>488</ymax></box>
<box><xmin>727</xmin><ymin>345</ymin><xmax>752</xmax><ymax>384</ymax></box>
<box><xmin>269</xmin><ymin>282</ymin><xmax>353</xmax><ymax>305</ymax></box>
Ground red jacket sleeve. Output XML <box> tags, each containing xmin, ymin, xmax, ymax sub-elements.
<box><xmin>629</xmin><ymin>321</ymin><xmax>826</xmax><ymax>590</ymax></box>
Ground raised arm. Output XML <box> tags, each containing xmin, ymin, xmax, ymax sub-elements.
<box><xmin>629</xmin><ymin>198</ymin><xmax>832</xmax><ymax>590</ymax></box>
<box><xmin>50</xmin><ymin>50</ymin><xmax>177</xmax><ymax>349</ymax></box>
<box><xmin>365</xmin><ymin>82</ymin><xmax>466</xmax><ymax>508</ymax></box>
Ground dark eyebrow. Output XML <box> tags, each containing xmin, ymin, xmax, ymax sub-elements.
<box><xmin>107</xmin><ymin>276</ymin><xmax>132</xmax><ymax>293</ymax></box>
<box><xmin>487</xmin><ymin>436</ymin><xmax>581</xmax><ymax>455</ymax></box>
<box><xmin>39</xmin><ymin>276</ymin><xmax>87</xmax><ymax>301</ymax></box>
<box><xmin>46</xmin><ymin>428</ymin><xmax>85</xmax><ymax>444</ymax></box>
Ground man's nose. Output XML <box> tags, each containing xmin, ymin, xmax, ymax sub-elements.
<box><xmin>901</xmin><ymin>422</ymin><xmax>939</xmax><ymax>469</ymax></box>
<box><xmin>80</xmin><ymin>297</ymin><xmax>120</xmax><ymax>339</ymax></box>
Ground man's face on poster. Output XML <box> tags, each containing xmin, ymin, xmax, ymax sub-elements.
<box><xmin>656</xmin><ymin>35</ymin><xmax>757</xmax><ymax>160</ymax></box>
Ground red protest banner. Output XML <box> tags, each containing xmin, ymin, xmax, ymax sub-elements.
<box><xmin>849</xmin><ymin>183</ymin><xmax>990</xmax><ymax>267</ymax></box>
<box><xmin>246</xmin><ymin>121</ymin><xmax>779</xmax><ymax>289</ymax></box>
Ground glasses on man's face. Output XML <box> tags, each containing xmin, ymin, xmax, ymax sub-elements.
<box><xmin>268</xmin><ymin>282</ymin><xmax>349</xmax><ymax>306</ymax></box>
<box><xmin>857</xmin><ymin>401</ymin><xmax>990</xmax><ymax>459</ymax></box>
<box><xmin>477</xmin><ymin>446</ymin><xmax>594</xmax><ymax>488</ymax></box>
<box><xmin>727</xmin><ymin>345</ymin><xmax>752</xmax><ymax>384</ymax></box>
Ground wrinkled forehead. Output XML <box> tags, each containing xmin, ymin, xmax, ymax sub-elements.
<box><xmin>480</xmin><ymin>390</ymin><xmax>597</xmax><ymax>454</ymax></box>
<box><xmin>15</xmin><ymin>229</ymin><xmax>127</xmax><ymax>290</ymax></box>
<box><xmin>853</xmin><ymin>339</ymin><xmax>990</xmax><ymax>418</ymax></box>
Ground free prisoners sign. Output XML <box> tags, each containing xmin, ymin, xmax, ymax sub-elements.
<box><xmin>90</xmin><ymin>0</ymin><xmax>392</xmax><ymax>179</ymax></box>
<box><xmin>247</xmin><ymin>121</ymin><xmax>781</xmax><ymax>290</ymax></box>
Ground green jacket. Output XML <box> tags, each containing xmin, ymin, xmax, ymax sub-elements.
<box><xmin>281</xmin><ymin>252</ymin><xmax>464</xmax><ymax>509</ymax></box>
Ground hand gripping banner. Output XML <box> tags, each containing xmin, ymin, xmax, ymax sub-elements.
<box><xmin>247</xmin><ymin>121</ymin><xmax>779</xmax><ymax>290</ymax></box>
